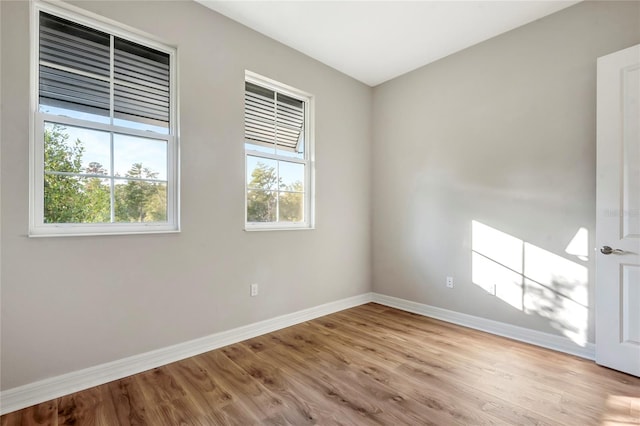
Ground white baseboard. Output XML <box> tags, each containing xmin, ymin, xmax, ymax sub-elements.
<box><xmin>372</xmin><ymin>293</ymin><xmax>596</xmax><ymax>361</ymax></box>
<box><xmin>0</xmin><ymin>293</ymin><xmax>373</xmax><ymax>415</ymax></box>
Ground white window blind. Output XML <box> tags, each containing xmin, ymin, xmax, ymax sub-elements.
<box><xmin>39</xmin><ymin>12</ymin><xmax>170</xmax><ymax>128</ymax></box>
<box><xmin>244</xmin><ymin>81</ymin><xmax>304</xmax><ymax>153</ymax></box>
<box><xmin>39</xmin><ymin>12</ymin><xmax>110</xmax><ymax>117</ymax></box>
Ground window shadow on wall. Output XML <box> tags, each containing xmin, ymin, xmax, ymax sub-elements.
<box><xmin>471</xmin><ymin>220</ymin><xmax>589</xmax><ymax>346</ymax></box>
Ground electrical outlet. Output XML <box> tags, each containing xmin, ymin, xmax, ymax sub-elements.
<box><xmin>250</xmin><ymin>283</ymin><xmax>259</xmax><ymax>297</ymax></box>
<box><xmin>446</xmin><ymin>276</ymin><xmax>454</xmax><ymax>288</ymax></box>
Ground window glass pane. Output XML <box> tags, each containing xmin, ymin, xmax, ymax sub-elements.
<box><xmin>278</xmin><ymin>191</ymin><xmax>303</xmax><ymax>223</ymax></box>
<box><xmin>247</xmin><ymin>190</ymin><xmax>276</xmax><ymax>222</ymax></box>
<box><xmin>44</xmin><ymin>174</ymin><xmax>110</xmax><ymax>223</ymax></box>
<box><xmin>44</xmin><ymin>122</ymin><xmax>111</xmax><ymax>175</ymax></box>
<box><xmin>114</xmin><ymin>134</ymin><xmax>167</xmax><ymax>180</ymax></box>
<box><xmin>246</xmin><ymin>81</ymin><xmax>274</xmax><ymax>99</ymax></box>
<box><xmin>278</xmin><ymin>161</ymin><xmax>304</xmax><ymax>191</ymax></box>
<box><xmin>247</xmin><ymin>156</ymin><xmax>277</xmax><ymax>190</ymax></box>
<box><xmin>80</xmin><ymin>177</ymin><xmax>111</xmax><ymax>222</ymax></box>
<box><xmin>277</xmin><ymin>92</ymin><xmax>303</xmax><ymax>109</ymax></box>
<box><xmin>114</xmin><ymin>179</ymin><xmax>167</xmax><ymax>222</ymax></box>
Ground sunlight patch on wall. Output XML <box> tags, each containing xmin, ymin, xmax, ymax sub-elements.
<box><xmin>471</xmin><ymin>220</ymin><xmax>589</xmax><ymax>346</ymax></box>
<box><xmin>472</xmin><ymin>252</ymin><xmax>523</xmax><ymax>309</ymax></box>
<box><xmin>472</xmin><ymin>221</ymin><xmax>523</xmax><ymax>273</ymax></box>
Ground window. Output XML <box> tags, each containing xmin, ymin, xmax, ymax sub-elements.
<box><xmin>30</xmin><ymin>3</ymin><xmax>179</xmax><ymax>236</ymax></box>
<box><xmin>244</xmin><ymin>71</ymin><xmax>314</xmax><ymax>230</ymax></box>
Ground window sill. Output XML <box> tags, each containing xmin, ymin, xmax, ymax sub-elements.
<box><xmin>28</xmin><ymin>224</ymin><xmax>180</xmax><ymax>237</ymax></box>
<box><xmin>244</xmin><ymin>224</ymin><xmax>315</xmax><ymax>232</ymax></box>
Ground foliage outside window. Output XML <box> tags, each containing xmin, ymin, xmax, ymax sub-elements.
<box><xmin>244</xmin><ymin>72</ymin><xmax>314</xmax><ymax>230</ymax></box>
<box><xmin>30</xmin><ymin>4</ymin><xmax>179</xmax><ymax>236</ymax></box>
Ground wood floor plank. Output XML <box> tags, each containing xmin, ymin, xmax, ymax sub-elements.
<box><xmin>2</xmin><ymin>303</ymin><xmax>639</xmax><ymax>425</ymax></box>
<box><xmin>192</xmin><ymin>350</ymin><xmax>286</xmax><ymax>424</ymax></box>
<box><xmin>163</xmin><ymin>358</ymin><xmax>237</xmax><ymax>424</ymax></box>
<box><xmin>57</xmin><ymin>383</ymin><xmax>118</xmax><ymax>426</ymax></box>
<box><xmin>220</xmin><ymin>343</ymin><xmax>328</xmax><ymax>424</ymax></box>
<box><xmin>0</xmin><ymin>401</ymin><xmax>57</xmax><ymax>426</ymax></box>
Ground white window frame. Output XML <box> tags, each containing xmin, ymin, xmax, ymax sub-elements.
<box><xmin>244</xmin><ymin>71</ymin><xmax>315</xmax><ymax>231</ymax></box>
<box><xmin>29</xmin><ymin>1</ymin><xmax>180</xmax><ymax>237</ymax></box>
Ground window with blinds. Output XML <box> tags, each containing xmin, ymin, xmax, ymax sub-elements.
<box><xmin>31</xmin><ymin>5</ymin><xmax>179</xmax><ymax>236</ymax></box>
<box><xmin>244</xmin><ymin>73</ymin><xmax>314</xmax><ymax>230</ymax></box>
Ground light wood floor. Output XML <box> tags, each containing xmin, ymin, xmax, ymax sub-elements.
<box><xmin>2</xmin><ymin>303</ymin><xmax>639</xmax><ymax>425</ymax></box>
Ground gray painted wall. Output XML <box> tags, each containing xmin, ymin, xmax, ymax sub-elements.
<box><xmin>0</xmin><ymin>0</ymin><xmax>371</xmax><ymax>390</ymax></box>
<box><xmin>372</xmin><ymin>1</ymin><xmax>640</xmax><ymax>346</ymax></box>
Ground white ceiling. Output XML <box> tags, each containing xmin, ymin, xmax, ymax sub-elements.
<box><xmin>197</xmin><ymin>0</ymin><xmax>580</xmax><ymax>87</ymax></box>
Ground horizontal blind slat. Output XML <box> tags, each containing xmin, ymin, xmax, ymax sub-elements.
<box><xmin>246</xmin><ymin>111</ymin><xmax>277</xmax><ymax>125</ymax></box>
<box><xmin>39</xmin><ymin>65</ymin><xmax>110</xmax><ymax>114</ymax></box>
<box><xmin>113</xmin><ymin>98</ymin><xmax>169</xmax><ymax>116</ymax></box>
<box><xmin>114</xmin><ymin>92</ymin><xmax>169</xmax><ymax>120</ymax></box>
<box><xmin>114</xmin><ymin>84</ymin><xmax>169</xmax><ymax>106</ymax></box>
<box><xmin>114</xmin><ymin>66</ymin><xmax>169</xmax><ymax>90</ymax></box>
<box><xmin>245</xmin><ymin>124</ymin><xmax>276</xmax><ymax>136</ymax></box>
<box><xmin>40</xmin><ymin>38</ymin><xmax>110</xmax><ymax>76</ymax></box>
<box><xmin>277</xmin><ymin>113</ymin><xmax>303</xmax><ymax>126</ymax></box>
<box><xmin>115</xmin><ymin>49</ymin><xmax>169</xmax><ymax>74</ymax></box>
<box><xmin>113</xmin><ymin>102</ymin><xmax>169</xmax><ymax>120</ymax></box>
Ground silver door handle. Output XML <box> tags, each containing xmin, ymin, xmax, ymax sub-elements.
<box><xmin>601</xmin><ymin>246</ymin><xmax>624</xmax><ymax>255</ymax></box>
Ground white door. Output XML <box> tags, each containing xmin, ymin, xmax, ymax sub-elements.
<box><xmin>596</xmin><ymin>44</ymin><xmax>640</xmax><ymax>377</ymax></box>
